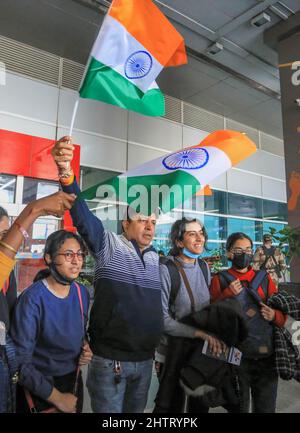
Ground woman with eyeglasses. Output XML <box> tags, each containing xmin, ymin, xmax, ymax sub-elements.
<box><xmin>10</xmin><ymin>230</ymin><xmax>93</xmax><ymax>413</ymax></box>
<box><xmin>210</xmin><ymin>232</ymin><xmax>286</xmax><ymax>413</ymax></box>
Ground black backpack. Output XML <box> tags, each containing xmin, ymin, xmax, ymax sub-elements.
<box><xmin>160</xmin><ymin>257</ymin><xmax>209</xmax><ymax>317</ymax></box>
<box><xmin>218</xmin><ymin>269</ymin><xmax>274</xmax><ymax>359</ymax></box>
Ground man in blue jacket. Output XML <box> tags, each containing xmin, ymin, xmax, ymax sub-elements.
<box><xmin>52</xmin><ymin>136</ymin><xmax>163</xmax><ymax>413</ymax></box>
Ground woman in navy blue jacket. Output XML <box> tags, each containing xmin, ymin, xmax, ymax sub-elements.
<box><xmin>10</xmin><ymin>230</ymin><xmax>92</xmax><ymax>413</ymax></box>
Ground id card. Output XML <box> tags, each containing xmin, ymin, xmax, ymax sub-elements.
<box><xmin>0</xmin><ymin>321</ymin><xmax>6</xmax><ymax>346</ymax></box>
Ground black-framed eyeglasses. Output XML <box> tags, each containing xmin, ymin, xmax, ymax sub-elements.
<box><xmin>56</xmin><ymin>251</ymin><xmax>86</xmax><ymax>262</ymax></box>
<box><xmin>231</xmin><ymin>247</ymin><xmax>253</xmax><ymax>256</ymax></box>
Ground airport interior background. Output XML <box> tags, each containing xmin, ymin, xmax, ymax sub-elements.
<box><xmin>0</xmin><ymin>0</ymin><xmax>300</xmax><ymax>412</ymax></box>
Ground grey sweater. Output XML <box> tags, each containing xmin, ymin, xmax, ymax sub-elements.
<box><xmin>160</xmin><ymin>256</ymin><xmax>211</xmax><ymax>339</ymax></box>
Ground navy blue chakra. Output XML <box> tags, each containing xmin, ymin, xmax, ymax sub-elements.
<box><xmin>162</xmin><ymin>148</ymin><xmax>209</xmax><ymax>170</ymax></box>
<box><xmin>125</xmin><ymin>51</ymin><xmax>153</xmax><ymax>79</ymax></box>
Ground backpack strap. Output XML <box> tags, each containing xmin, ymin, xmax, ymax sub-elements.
<box><xmin>174</xmin><ymin>260</ymin><xmax>196</xmax><ymax>314</ymax></box>
<box><xmin>160</xmin><ymin>256</ymin><xmax>210</xmax><ymax>317</ymax></box>
<box><xmin>218</xmin><ymin>270</ymin><xmax>236</xmax><ymax>291</ymax></box>
<box><xmin>249</xmin><ymin>269</ymin><xmax>269</xmax><ymax>299</ymax></box>
<box><xmin>219</xmin><ymin>269</ymin><xmax>269</xmax><ymax>304</ymax></box>
<box><xmin>198</xmin><ymin>258</ymin><xmax>209</xmax><ymax>288</ymax></box>
<box><xmin>160</xmin><ymin>257</ymin><xmax>181</xmax><ymax>318</ymax></box>
<box><xmin>74</xmin><ymin>282</ymin><xmax>84</xmax><ymax>334</ymax></box>
<box><xmin>73</xmin><ymin>283</ymin><xmax>85</xmax><ymax>396</ymax></box>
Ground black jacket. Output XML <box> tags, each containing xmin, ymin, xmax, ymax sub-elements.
<box><xmin>154</xmin><ymin>298</ymin><xmax>248</xmax><ymax>412</ymax></box>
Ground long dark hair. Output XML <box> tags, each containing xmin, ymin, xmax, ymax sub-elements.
<box><xmin>33</xmin><ymin>230</ymin><xmax>87</xmax><ymax>282</ymax></box>
<box><xmin>169</xmin><ymin>217</ymin><xmax>208</xmax><ymax>257</ymax></box>
<box><xmin>226</xmin><ymin>232</ymin><xmax>253</xmax><ymax>252</ymax></box>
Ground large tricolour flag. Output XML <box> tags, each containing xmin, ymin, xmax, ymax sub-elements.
<box><xmin>80</xmin><ymin>131</ymin><xmax>257</xmax><ymax>215</ymax></box>
<box><xmin>79</xmin><ymin>0</ymin><xmax>187</xmax><ymax>116</ymax></box>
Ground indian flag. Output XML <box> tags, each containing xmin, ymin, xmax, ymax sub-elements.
<box><xmin>80</xmin><ymin>130</ymin><xmax>257</xmax><ymax>215</ymax></box>
<box><xmin>79</xmin><ymin>0</ymin><xmax>187</xmax><ymax>116</ymax></box>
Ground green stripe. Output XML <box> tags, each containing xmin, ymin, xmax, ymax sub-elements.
<box><xmin>79</xmin><ymin>170</ymin><xmax>201</xmax><ymax>214</ymax></box>
<box><xmin>79</xmin><ymin>58</ymin><xmax>165</xmax><ymax>117</ymax></box>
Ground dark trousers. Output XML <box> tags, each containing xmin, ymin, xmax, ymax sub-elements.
<box><xmin>226</xmin><ymin>356</ymin><xmax>278</xmax><ymax>413</ymax></box>
<box><xmin>155</xmin><ymin>362</ymin><xmax>209</xmax><ymax>414</ymax></box>
<box><xmin>16</xmin><ymin>370</ymin><xmax>83</xmax><ymax>413</ymax></box>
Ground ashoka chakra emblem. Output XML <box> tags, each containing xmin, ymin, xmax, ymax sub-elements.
<box><xmin>125</xmin><ymin>51</ymin><xmax>153</xmax><ymax>79</ymax></box>
<box><xmin>162</xmin><ymin>148</ymin><xmax>209</xmax><ymax>170</ymax></box>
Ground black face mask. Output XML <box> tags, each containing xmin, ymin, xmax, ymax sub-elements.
<box><xmin>49</xmin><ymin>263</ymin><xmax>75</xmax><ymax>286</ymax></box>
<box><xmin>231</xmin><ymin>253</ymin><xmax>253</xmax><ymax>270</ymax></box>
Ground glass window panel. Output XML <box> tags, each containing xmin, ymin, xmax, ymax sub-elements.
<box><xmin>263</xmin><ymin>222</ymin><xmax>286</xmax><ymax>237</ymax></box>
<box><xmin>32</xmin><ymin>218</ymin><xmax>57</xmax><ymax>240</ymax></box>
<box><xmin>204</xmin><ymin>190</ymin><xmax>227</xmax><ymax>215</ymax></box>
<box><xmin>152</xmin><ymin>238</ymin><xmax>172</xmax><ymax>256</ymax></box>
<box><xmin>203</xmin><ymin>215</ymin><xmax>227</xmax><ymax>241</ymax></box>
<box><xmin>182</xmin><ymin>189</ymin><xmax>227</xmax><ymax>215</ymax></box>
<box><xmin>263</xmin><ymin>199</ymin><xmax>287</xmax><ymax>222</ymax></box>
<box><xmin>228</xmin><ymin>193</ymin><xmax>262</xmax><ymax>219</ymax></box>
<box><xmin>23</xmin><ymin>178</ymin><xmax>59</xmax><ymax>204</ymax></box>
<box><xmin>0</xmin><ymin>173</ymin><xmax>16</xmax><ymax>203</ymax></box>
<box><xmin>183</xmin><ymin>195</ymin><xmax>204</xmax><ymax>213</ymax></box>
<box><xmin>153</xmin><ymin>210</ymin><xmax>183</xmax><ymax>255</ymax></box>
<box><xmin>227</xmin><ymin>218</ymin><xmax>259</xmax><ymax>242</ymax></box>
<box><xmin>87</xmin><ymin>201</ymin><xmax>120</xmax><ymax>234</ymax></box>
<box><xmin>203</xmin><ymin>242</ymin><xmax>228</xmax><ymax>268</ymax></box>
<box><xmin>81</xmin><ymin>166</ymin><xmax>120</xmax><ymax>191</ymax></box>
<box><xmin>15</xmin><ymin>216</ymin><xmax>60</xmax><ymax>257</ymax></box>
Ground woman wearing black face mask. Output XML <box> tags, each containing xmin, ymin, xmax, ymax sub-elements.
<box><xmin>10</xmin><ymin>230</ymin><xmax>93</xmax><ymax>413</ymax></box>
<box><xmin>210</xmin><ymin>232</ymin><xmax>287</xmax><ymax>413</ymax></box>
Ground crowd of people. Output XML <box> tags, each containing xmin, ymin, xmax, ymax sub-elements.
<box><xmin>0</xmin><ymin>135</ymin><xmax>295</xmax><ymax>414</ymax></box>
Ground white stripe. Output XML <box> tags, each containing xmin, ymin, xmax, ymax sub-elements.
<box><xmin>120</xmin><ymin>145</ymin><xmax>232</xmax><ymax>183</ymax></box>
<box><xmin>91</xmin><ymin>15</ymin><xmax>163</xmax><ymax>93</ymax></box>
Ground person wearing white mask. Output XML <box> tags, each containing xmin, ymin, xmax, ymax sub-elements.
<box><xmin>155</xmin><ymin>217</ymin><xmax>226</xmax><ymax>413</ymax></box>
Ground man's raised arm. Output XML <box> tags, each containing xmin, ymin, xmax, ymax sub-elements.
<box><xmin>52</xmin><ymin>136</ymin><xmax>105</xmax><ymax>255</ymax></box>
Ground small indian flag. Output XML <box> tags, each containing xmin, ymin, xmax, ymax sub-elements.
<box><xmin>80</xmin><ymin>130</ymin><xmax>257</xmax><ymax>215</ymax></box>
<box><xmin>79</xmin><ymin>0</ymin><xmax>187</xmax><ymax>116</ymax></box>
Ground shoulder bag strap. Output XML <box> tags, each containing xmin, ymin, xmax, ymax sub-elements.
<box><xmin>218</xmin><ymin>270</ymin><xmax>236</xmax><ymax>290</ymax></box>
<box><xmin>198</xmin><ymin>258</ymin><xmax>209</xmax><ymax>287</ymax></box>
<box><xmin>74</xmin><ymin>282</ymin><xmax>84</xmax><ymax>334</ymax></box>
<box><xmin>73</xmin><ymin>282</ymin><xmax>85</xmax><ymax>397</ymax></box>
<box><xmin>174</xmin><ymin>260</ymin><xmax>196</xmax><ymax>314</ymax></box>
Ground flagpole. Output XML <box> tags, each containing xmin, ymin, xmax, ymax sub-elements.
<box><xmin>68</xmin><ymin>16</ymin><xmax>102</xmax><ymax>137</ymax></box>
<box><xmin>68</xmin><ymin>55</ymin><xmax>91</xmax><ymax>137</ymax></box>
<box><xmin>69</xmin><ymin>98</ymin><xmax>79</xmax><ymax>137</ymax></box>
